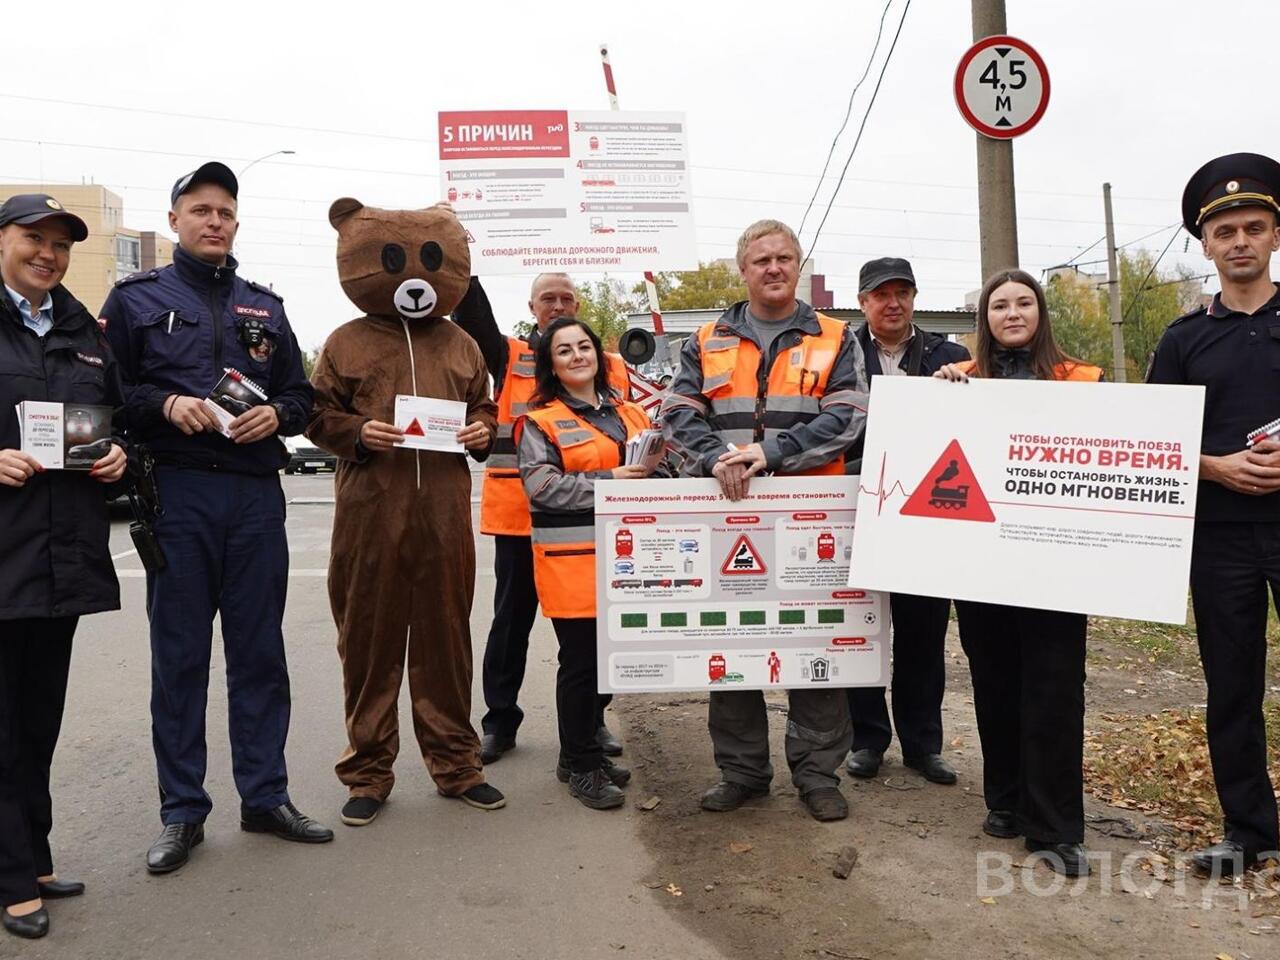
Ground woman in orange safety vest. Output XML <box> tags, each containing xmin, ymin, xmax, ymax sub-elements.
<box><xmin>516</xmin><ymin>317</ymin><xmax>661</xmax><ymax>810</ymax></box>
<box><xmin>934</xmin><ymin>269</ymin><xmax>1104</xmax><ymax>878</ymax></box>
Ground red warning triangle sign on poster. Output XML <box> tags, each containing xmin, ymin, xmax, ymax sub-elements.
<box><xmin>721</xmin><ymin>533</ymin><xmax>768</xmax><ymax>575</ymax></box>
<box><xmin>404</xmin><ymin>418</ymin><xmax>425</xmax><ymax>437</ymax></box>
<box><xmin>899</xmin><ymin>439</ymin><xmax>995</xmax><ymax>522</ymax></box>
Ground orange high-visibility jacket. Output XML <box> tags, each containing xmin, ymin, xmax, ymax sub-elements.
<box><xmin>953</xmin><ymin>359</ymin><xmax>1105</xmax><ymax>381</ymax></box>
<box><xmin>522</xmin><ymin>397</ymin><xmax>651</xmax><ymax>619</ymax></box>
<box><xmin>480</xmin><ymin>334</ymin><xmax>632</xmax><ymax>536</ymax></box>
<box><xmin>695</xmin><ymin>313</ymin><xmax>847</xmax><ymax>475</ymax></box>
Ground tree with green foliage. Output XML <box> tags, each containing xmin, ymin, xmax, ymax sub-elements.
<box><xmin>1045</xmin><ymin>271</ymin><xmax>1110</xmax><ymax>369</ymax></box>
<box><xmin>631</xmin><ymin>261</ymin><xmax>747</xmax><ymax>311</ymax></box>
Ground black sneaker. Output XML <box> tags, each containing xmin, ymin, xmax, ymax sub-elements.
<box><xmin>556</xmin><ymin>756</ymin><xmax>632</xmax><ymax>786</ymax></box>
<box><xmin>568</xmin><ymin>768</ymin><xmax>626</xmax><ymax>810</ymax></box>
<box><xmin>341</xmin><ymin>796</ymin><xmax>383</xmax><ymax>826</ymax></box>
<box><xmin>459</xmin><ymin>782</ymin><xmax>506</xmax><ymax>811</ymax></box>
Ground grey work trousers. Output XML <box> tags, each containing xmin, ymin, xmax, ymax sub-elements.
<box><xmin>708</xmin><ymin>688</ymin><xmax>851</xmax><ymax>794</ymax></box>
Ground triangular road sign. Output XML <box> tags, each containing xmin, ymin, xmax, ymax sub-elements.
<box><xmin>404</xmin><ymin>417</ymin><xmax>425</xmax><ymax>437</ymax></box>
<box><xmin>900</xmin><ymin>439</ymin><xmax>995</xmax><ymax>522</ymax></box>
<box><xmin>721</xmin><ymin>533</ymin><xmax>768</xmax><ymax>576</ymax></box>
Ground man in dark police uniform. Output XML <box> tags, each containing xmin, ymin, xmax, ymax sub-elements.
<box><xmin>1147</xmin><ymin>152</ymin><xmax>1280</xmax><ymax>875</ymax></box>
<box><xmin>103</xmin><ymin>162</ymin><xmax>332</xmax><ymax>874</ymax></box>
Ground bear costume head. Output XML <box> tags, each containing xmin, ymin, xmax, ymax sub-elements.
<box><xmin>329</xmin><ymin>198</ymin><xmax>471</xmax><ymax>321</ymax></box>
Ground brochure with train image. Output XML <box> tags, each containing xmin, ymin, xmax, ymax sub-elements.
<box><xmin>203</xmin><ymin>367</ymin><xmax>269</xmax><ymax>438</ymax></box>
<box><xmin>16</xmin><ymin>400</ymin><xmax>115</xmax><ymax>470</ymax></box>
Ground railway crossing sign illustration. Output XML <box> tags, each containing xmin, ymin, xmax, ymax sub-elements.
<box><xmin>954</xmin><ymin>35</ymin><xmax>1050</xmax><ymax>139</ymax></box>
<box><xmin>899</xmin><ymin>439</ymin><xmax>995</xmax><ymax>523</ymax></box>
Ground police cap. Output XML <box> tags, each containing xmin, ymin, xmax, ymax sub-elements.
<box><xmin>0</xmin><ymin>193</ymin><xmax>89</xmax><ymax>242</ymax></box>
<box><xmin>170</xmin><ymin>161</ymin><xmax>239</xmax><ymax>208</ymax></box>
<box><xmin>1181</xmin><ymin>152</ymin><xmax>1280</xmax><ymax>239</ymax></box>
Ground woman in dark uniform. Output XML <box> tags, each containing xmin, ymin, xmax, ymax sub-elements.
<box><xmin>0</xmin><ymin>194</ymin><xmax>127</xmax><ymax>939</ymax></box>
<box><xmin>935</xmin><ymin>269</ymin><xmax>1104</xmax><ymax>877</ymax></box>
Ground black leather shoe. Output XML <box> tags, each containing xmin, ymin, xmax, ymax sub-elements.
<box><xmin>2</xmin><ymin>906</ymin><xmax>49</xmax><ymax>939</ymax></box>
<box><xmin>595</xmin><ymin>724</ymin><xmax>623</xmax><ymax>757</ymax></box>
<box><xmin>700</xmin><ymin>780</ymin><xmax>769</xmax><ymax>812</ymax></box>
<box><xmin>1025</xmin><ymin>838</ymin><xmax>1090</xmax><ymax>877</ymax></box>
<box><xmin>146</xmin><ymin>822</ymin><xmax>204</xmax><ymax>874</ymax></box>
<box><xmin>801</xmin><ymin>786</ymin><xmax>849</xmax><ymax>822</ymax></box>
<box><xmin>845</xmin><ymin>748</ymin><xmax>883</xmax><ymax>779</ymax></box>
<box><xmin>905</xmin><ymin>753</ymin><xmax>958</xmax><ymax>785</ymax></box>
<box><xmin>241</xmin><ymin>802</ymin><xmax>334</xmax><ymax>843</ymax></box>
<box><xmin>557</xmin><ymin>756</ymin><xmax>631</xmax><ymax>786</ymax></box>
<box><xmin>36</xmin><ymin>878</ymin><xmax>84</xmax><ymax>899</ymax></box>
<box><xmin>568</xmin><ymin>769</ymin><xmax>626</xmax><ymax>810</ymax></box>
<box><xmin>983</xmin><ymin>809</ymin><xmax>1019</xmax><ymax>839</ymax></box>
<box><xmin>1191</xmin><ymin>840</ymin><xmax>1256</xmax><ymax>877</ymax></box>
<box><xmin>480</xmin><ymin>733</ymin><xmax>516</xmax><ymax>764</ymax></box>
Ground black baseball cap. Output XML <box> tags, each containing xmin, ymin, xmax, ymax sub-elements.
<box><xmin>170</xmin><ymin>161</ymin><xmax>239</xmax><ymax>207</ymax></box>
<box><xmin>0</xmin><ymin>194</ymin><xmax>89</xmax><ymax>242</ymax></box>
<box><xmin>858</xmin><ymin>256</ymin><xmax>916</xmax><ymax>293</ymax></box>
<box><xmin>1182</xmin><ymin>152</ymin><xmax>1280</xmax><ymax>239</ymax></box>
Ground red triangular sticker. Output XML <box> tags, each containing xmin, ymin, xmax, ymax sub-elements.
<box><xmin>404</xmin><ymin>417</ymin><xmax>425</xmax><ymax>436</ymax></box>
<box><xmin>720</xmin><ymin>533</ymin><xmax>768</xmax><ymax>575</ymax></box>
<box><xmin>899</xmin><ymin>439</ymin><xmax>995</xmax><ymax>522</ymax></box>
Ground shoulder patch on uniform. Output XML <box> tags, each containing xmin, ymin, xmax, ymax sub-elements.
<box><xmin>114</xmin><ymin>269</ymin><xmax>160</xmax><ymax>287</ymax></box>
<box><xmin>245</xmin><ymin>279</ymin><xmax>284</xmax><ymax>303</ymax></box>
<box><xmin>554</xmin><ymin>419</ymin><xmax>580</xmax><ymax>429</ymax></box>
<box><xmin>1168</xmin><ymin>305</ymin><xmax>1207</xmax><ymax>328</ymax></box>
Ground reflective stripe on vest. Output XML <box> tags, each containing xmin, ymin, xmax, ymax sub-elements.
<box><xmin>696</xmin><ymin>313</ymin><xmax>847</xmax><ymax>476</ymax></box>
<box><xmin>480</xmin><ymin>335</ymin><xmax>633</xmax><ymax>535</ymax></box>
<box><xmin>526</xmin><ymin>398</ymin><xmax>651</xmax><ymax>618</ymax></box>
<box><xmin>953</xmin><ymin>359</ymin><xmax>1105</xmax><ymax>382</ymax></box>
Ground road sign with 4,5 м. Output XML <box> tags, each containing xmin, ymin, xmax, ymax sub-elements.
<box><xmin>954</xmin><ymin>35</ymin><xmax>1049</xmax><ymax>140</ymax></box>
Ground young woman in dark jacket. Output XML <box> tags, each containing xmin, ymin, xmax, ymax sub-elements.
<box><xmin>935</xmin><ymin>269</ymin><xmax>1104</xmax><ymax>878</ymax></box>
<box><xmin>0</xmin><ymin>194</ymin><xmax>127</xmax><ymax>940</ymax></box>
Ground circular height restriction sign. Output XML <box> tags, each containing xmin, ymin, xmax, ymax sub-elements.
<box><xmin>954</xmin><ymin>35</ymin><xmax>1049</xmax><ymax>139</ymax></box>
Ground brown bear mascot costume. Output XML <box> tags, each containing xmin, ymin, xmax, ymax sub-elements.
<box><xmin>308</xmin><ymin>199</ymin><xmax>504</xmax><ymax>825</ymax></box>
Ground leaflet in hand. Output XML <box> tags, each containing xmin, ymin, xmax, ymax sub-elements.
<box><xmin>624</xmin><ymin>429</ymin><xmax>666</xmax><ymax>472</ymax></box>
<box><xmin>394</xmin><ymin>395</ymin><xmax>466</xmax><ymax>453</ymax></box>
<box><xmin>203</xmin><ymin>368</ymin><xmax>268</xmax><ymax>438</ymax></box>
<box><xmin>16</xmin><ymin>400</ymin><xmax>114</xmax><ymax>470</ymax></box>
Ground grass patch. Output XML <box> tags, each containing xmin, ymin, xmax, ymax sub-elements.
<box><xmin>1084</xmin><ymin>703</ymin><xmax>1280</xmax><ymax>848</ymax></box>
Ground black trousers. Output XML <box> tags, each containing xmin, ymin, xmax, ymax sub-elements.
<box><xmin>482</xmin><ymin>536</ymin><xmax>608</xmax><ymax>739</ymax></box>
<box><xmin>550</xmin><ymin>618</ymin><xmax>607</xmax><ymax>774</ymax></box>
<box><xmin>846</xmin><ymin>592</ymin><xmax>949</xmax><ymax>757</ymax></box>
<box><xmin>0</xmin><ymin>617</ymin><xmax>77</xmax><ymax>907</ymax></box>
<box><xmin>1189</xmin><ymin>521</ymin><xmax>1280</xmax><ymax>854</ymax></box>
<box><xmin>955</xmin><ymin>601</ymin><xmax>1086</xmax><ymax>844</ymax></box>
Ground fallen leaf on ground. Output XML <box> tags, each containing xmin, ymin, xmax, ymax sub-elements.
<box><xmin>979</xmin><ymin>897</ymin><xmax>997</xmax><ymax>905</ymax></box>
<box><xmin>665</xmin><ymin>883</ymin><xmax>683</xmax><ymax>897</ymax></box>
<box><xmin>637</xmin><ymin>796</ymin><xmax>661</xmax><ymax>811</ymax></box>
<box><xmin>729</xmin><ymin>842</ymin><xmax>753</xmax><ymax>854</ymax></box>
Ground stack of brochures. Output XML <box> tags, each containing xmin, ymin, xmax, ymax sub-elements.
<box><xmin>624</xmin><ymin>429</ymin><xmax>666</xmax><ymax>471</ymax></box>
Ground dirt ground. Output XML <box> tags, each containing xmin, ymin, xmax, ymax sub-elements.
<box><xmin>614</xmin><ymin>622</ymin><xmax>1280</xmax><ymax>960</ymax></box>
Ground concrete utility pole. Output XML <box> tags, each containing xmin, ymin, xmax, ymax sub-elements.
<box><xmin>971</xmin><ymin>0</ymin><xmax>1018</xmax><ymax>280</ymax></box>
<box><xmin>1102</xmin><ymin>182</ymin><xmax>1127</xmax><ymax>382</ymax></box>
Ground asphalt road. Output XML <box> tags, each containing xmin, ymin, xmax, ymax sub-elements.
<box><xmin>11</xmin><ymin>472</ymin><xmax>725</xmax><ymax>960</ymax></box>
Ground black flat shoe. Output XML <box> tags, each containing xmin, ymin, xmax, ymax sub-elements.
<box><xmin>146</xmin><ymin>822</ymin><xmax>204</xmax><ymax>875</ymax></box>
<box><xmin>480</xmin><ymin>733</ymin><xmax>516</xmax><ymax>764</ymax></box>
<box><xmin>845</xmin><ymin>748</ymin><xmax>883</xmax><ymax>779</ymax></box>
<box><xmin>241</xmin><ymin>802</ymin><xmax>334</xmax><ymax>843</ymax></box>
<box><xmin>904</xmin><ymin>753</ymin><xmax>958</xmax><ymax>785</ymax></box>
<box><xmin>2</xmin><ymin>906</ymin><xmax>49</xmax><ymax>939</ymax></box>
<box><xmin>700</xmin><ymin>780</ymin><xmax>769</xmax><ymax>812</ymax></box>
<box><xmin>595</xmin><ymin>724</ymin><xmax>623</xmax><ymax>757</ymax></box>
<box><xmin>1191</xmin><ymin>840</ymin><xmax>1256</xmax><ymax>877</ymax></box>
<box><xmin>340</xmin><ymin>796</ymin><xmax>384</xmax><ymax>827</ymax></box>
<box><xmin>983</xmin><ymin>809</ymin><xmax>1019</xmax><ymax>839</ymax></box>
<box><xmin>459</xmin><ymin>782</ymin><xmax>507</xmax><ymax>810</ymax></box>
<box><xmin>36</xmin><ymin>878</ymin><xmax>85</xmax><ymax>899</ymax></box>
<box><xmin>1025</xmin><ymin>838</ymin><xmax>1090</xmax><ymax>877</ymax></box>
<box><xmin>556</xmin><ymin>756</ymin><xmax>631</xmax><ymax>786</ymax></box>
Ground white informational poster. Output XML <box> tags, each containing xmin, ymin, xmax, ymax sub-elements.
<box><xmin>437</xmin><ymin>109</ymin><xmax>697</xmax><ymax>275</ymax></box>
<box><xmin>848</xmin><ymin>377</ymin><xmax>1206</xmax><ymax>624</ymax></box>
<box><xmin>595</xmin><ymin>476</ymin><xmax>889</xmax><ymax>693</ymax></box>
<box><xmin>394</xmin><ymin>395</ymin><xmax>465</xmax><ymax>453</ymax></box>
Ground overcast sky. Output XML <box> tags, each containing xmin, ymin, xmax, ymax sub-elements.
<box><xmin>2</xmin><ymin>0</ymin><xmax>1275</xmax><ymax>349</ymax></box>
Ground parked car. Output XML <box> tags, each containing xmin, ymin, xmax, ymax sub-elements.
<box><xmin>283</xmin><ymin>435</ymin><xmax>337</xmax><ymax>474</ymax></box>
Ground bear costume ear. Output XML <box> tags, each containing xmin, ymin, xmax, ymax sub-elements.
<box><xmin>329</xmin><ymin>197</ymin><xmax>364</xmax><ymax>229</ymax></box>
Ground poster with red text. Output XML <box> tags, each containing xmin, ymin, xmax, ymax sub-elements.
<box><xmin>438</xmin><ymin>110</ymin><xmax>697</xmax><ymax>274</ymax></box>
<box><xmin>848</xmin><ymin>377</ymin><xmax>1205</xmax><ymax>623</ymax></box>
<box><xmin>595</xmin><ymin>477</ymin><xmax>888</xmax><ymax>693</ymax></box>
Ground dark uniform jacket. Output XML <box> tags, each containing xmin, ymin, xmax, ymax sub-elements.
<box><xmin>0</xmin><ymin>285</ymin><xmax>123</xmax><ymax>620</ymax></box>
<box><xmin>844</xmin><ymin>323</ymin><xmax>970</xmax><ymax>473</ymax></box>
<box><xmin>101</xmin><ymin>246</ymin><xmax>313</xmax><ymax>473</ymax></box>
